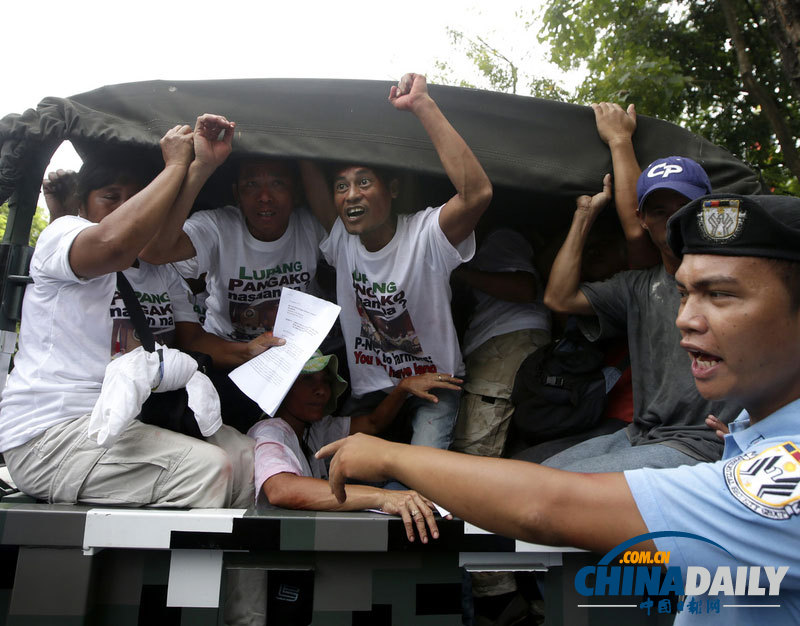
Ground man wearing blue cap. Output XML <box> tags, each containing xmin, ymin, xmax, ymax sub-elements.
<box><xmin>590</xmin><ymin>102</ymin><xmax>715</xmax><ymax>271</ymax></box>
<box><xmin>542</xmin><ymin>156</ymin><xmax>740</xmax><ymax>471</ymax></box>
<box><xmin>319</xmin><ymin>193</ymin><xmax>800</xmax><ymax>623</ymax></box>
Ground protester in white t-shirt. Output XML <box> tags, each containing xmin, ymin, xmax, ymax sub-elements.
<box><xmin>140</xmin><ymin>130</ymin><xmax>327</xmax><ymax>431</ymax></box>
<box><xmin>174</xmin><ymin>201</ymin><xmax>326</xmax><ymax>342</ymax></box>
<box><xmin>0</xmin><ymin>118</ymin><xmax>272</xmax><ymax>508</ymax></box>
<box><xmin>451</xmin><ymin>227</ymin><xmax>551</xmax><ymax>458</ymax></box>
<box><xmin>142</xmin><ymin>156</ymin><xmax>324</xmax><ymax>346</ymax></box>
<box><xmin>303</xmin><ymin>73</ymin><xmax>493</xmax><ymax>450</ymax></box>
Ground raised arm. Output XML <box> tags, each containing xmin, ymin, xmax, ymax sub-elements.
<box><xmin>350</xmin><ymin>372</ymin><xmax>462</xmax><ymax>435</ymax></box>
<box><xmin>389</xmin><ymin>73</ymin><xmax>492</xmax><ymax>246</ymax></box>
<box><xmin>263</xmin><ymin>473</ymin><xmax>441</xmax><ymax>543</ymax></box>
<box><xmin>300</xmin><ymin>160</ymin><xmax>337</xmax><ymax>233</ymax></box>
<box><xmin>543</xmin><ymin>175</ymin><xmax>612</xmax><ymax>315</ymax></box>
<box><xmin>139</xmin><ymin>114</ymin><xmax>234</xmax><ymax>264</ymax></box>
<box><xmin>68</xmin><ymin>125</ymin><xmax>194</xmax><ymax>279</ymax></box>
<box><xmin>318</xmin><ymin>434</ymin><xmax>652</xmax><ymax>554</ymax></box>
<box><xmin>592</xmin><ymin>102</ymin><xmax>659</xmax><ymax>269</ymax></box>
<box><xmin>42</xmin><ymin>169</ymin><xmax>79</xmax><ymax>222</ymax></box>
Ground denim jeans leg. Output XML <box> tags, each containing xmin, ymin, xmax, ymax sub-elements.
<box><xmin>406</xmin><ymin>387</ymin><xmax>462</xmax><ymax>449</ymax></box>
<box><xmin>542</xmin><ymin>428</ymin><xmax>702</xmax><ymax>472</ymax></box>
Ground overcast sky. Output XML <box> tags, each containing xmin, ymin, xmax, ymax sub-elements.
<box><xmin>5</xmin><ymin>0</ymin><xmax>578</xmax><ymax>200</ymax></box>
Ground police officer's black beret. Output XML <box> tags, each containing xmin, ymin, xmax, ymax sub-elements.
<box><xmin>667</xmin><ymin>194</ymin><xmax>800</xmax><ymax>262</ymax></box>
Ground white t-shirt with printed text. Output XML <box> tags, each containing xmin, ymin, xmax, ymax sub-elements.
<box><xmin>0</xmin><ymin>216</ymin><xmax>197</xmax><ymax>452</ymax></box>
<box><xmin>177</xmin><ymin>205</ymin><xmax>326</xmax><ymax>341</ymax></box>
<box><xmin>320</xmin><ymin>206</ymin><xmax>474</xmax><ymax>397</ymax></box>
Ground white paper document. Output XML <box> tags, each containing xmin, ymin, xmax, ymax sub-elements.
<box><xmin>229</xmin><ymin>288</ymin><xmax>341</xmax><ymax>417</ymax></box>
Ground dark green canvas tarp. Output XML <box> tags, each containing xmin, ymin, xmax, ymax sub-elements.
<box><xmin>0</xmin><ymin>78</ymin><xmax>767</xmax><ymax>331</ymax></box>
<box><xmin>1</xmin><ymin>78</ymin><xmax>765</xmax><ymax>207</ymax></box>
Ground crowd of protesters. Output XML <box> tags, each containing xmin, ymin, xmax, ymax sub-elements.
<box><xmin>2</xmin><ymin>74</ymin><xmax>797</xmax><ymax>625</ymax></box>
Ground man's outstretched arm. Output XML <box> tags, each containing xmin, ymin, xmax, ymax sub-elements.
<box><xmin>543</xmin><ymin>175</ymin><xmax>611</xmax><ymax>315</ymax></box>
<box><xmin>317</xmin><ymin>434</ymin><xmax>652</xmax><ymax>555</ymax></box>
<box><xmin>389</xmin><ymin>73</ymin><xmax>493</xmax><ymax>247</ymax></box>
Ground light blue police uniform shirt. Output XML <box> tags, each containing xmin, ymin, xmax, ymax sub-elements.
<box><xmin>626</xmin><ymin>399</ymin><xmax>800</xmax><ymax>624</ymax></box>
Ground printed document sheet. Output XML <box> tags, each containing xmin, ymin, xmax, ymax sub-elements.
<box><xmin>229</xmin><ymin>288</ymin><xmax>340</xmax><ymax>416</ymax></box>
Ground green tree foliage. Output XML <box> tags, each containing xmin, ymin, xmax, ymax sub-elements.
<box><xmin>540</xmin><ymin>0</ymin><xmax>798</xmax><ymax>193</ymax></box>
<box><xmin>435</xmin><ymin>0</ymin><xmax>799</xmax><ymax>194</ymax></box>
<box><xmin>0</xmin><ymin>203</ymin><xmax>49</xmax><ymax>247</ymax></box>
<box><xmin>433</xmin><ymin>27</ymin><xmax>570</xmax><ymax>100</ymax></box>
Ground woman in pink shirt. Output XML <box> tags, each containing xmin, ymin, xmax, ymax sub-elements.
<box><xmin>248</xmin><ymin>351</ymin><xmax>459</xmax><ymax>543</ymax></box>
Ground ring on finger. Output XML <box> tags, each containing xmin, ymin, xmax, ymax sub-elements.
<box><xmin>411</xmin><ymin>510</ymin><xmax>419</xmax><ymax>517</ymax></box>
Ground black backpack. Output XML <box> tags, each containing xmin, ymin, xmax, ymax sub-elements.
<box><xmin>510</xmin><ymin>322</ymin><xmax>614</xmax><ymax>445</ymax></box>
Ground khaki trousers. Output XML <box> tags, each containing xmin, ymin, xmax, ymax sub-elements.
<box><xmin>452</xmin><ymin>328</ymin><xmax>550</xmax><ymax>598</ymax></box>
<box><xmin>4</xmin><ymin>415</ymin><xmax>254</xmax><ymax>509</ymax></box>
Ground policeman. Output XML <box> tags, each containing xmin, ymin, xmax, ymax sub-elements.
<box><xmin>319</xmin><ymin>194</ymin><xmax>800</xmax><ymax>623</ymax></box>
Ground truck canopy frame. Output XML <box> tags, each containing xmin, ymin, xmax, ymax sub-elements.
<box><xmin>0</xmin><ymin>77</ymin><xmax>767</xmax><ymax>336</ymax></box>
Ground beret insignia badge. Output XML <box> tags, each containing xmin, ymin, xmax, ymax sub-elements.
<box><xmin>698</xmin><ymin>199</ymin><xmax>746</xmax><ymax>243</ymax></box>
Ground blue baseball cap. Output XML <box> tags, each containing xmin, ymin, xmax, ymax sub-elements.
<box><xmin>637</xmin><ymin>156</ymin><xmax>712</xmax><ymax>213</ymax></box>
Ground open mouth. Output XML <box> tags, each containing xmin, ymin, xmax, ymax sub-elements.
<box><xmin>256</xmin><ymin>210</ymin><xmax>276</xmax><ymax>217</ymax></box>
<box><xmin>346</xmin><ymin>206</ymin><xmax>366</xmax><ymax>218</ymax></box>
<box><xmin>689</xmin><ymin>350</ymin><xmax>722</xmax><ymax>371</ymax></box>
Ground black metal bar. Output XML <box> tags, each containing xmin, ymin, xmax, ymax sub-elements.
<box><xmin>0</xmin><ymin>140</ymin><xmax>60</xmax><ymax>332</ymax></box>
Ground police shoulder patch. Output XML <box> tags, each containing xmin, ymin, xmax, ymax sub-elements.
<box><xmin>697</xmin><ymin>199</ymin><xmax>746</xmax><ymax>243</ymax></box>
<box><xmin>724</xmin><ymin>442</ymin><xmax>800</xmax><ymax>520</ymax></box>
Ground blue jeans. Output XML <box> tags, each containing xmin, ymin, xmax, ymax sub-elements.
<box><xmin>541</xmin><ymin>428</ymin><xmax>703</xmax><ymax>472</ymax></box>
<box><xmin>343</xmin><ymin>387</ymin><xmax>462</xmax><ymax>450</ymax></box>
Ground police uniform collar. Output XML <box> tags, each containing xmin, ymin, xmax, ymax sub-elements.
<box><xmin>725</xmin><ymin>399</ymin><xmax>800</xmax><ymax>458</ymax></box>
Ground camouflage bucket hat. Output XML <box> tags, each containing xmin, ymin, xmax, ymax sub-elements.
<box><xmin>301</xmin><ymin>350</ymin><xmax>348</xmax><ymax>415</ymax></box>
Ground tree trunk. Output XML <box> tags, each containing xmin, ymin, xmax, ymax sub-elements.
<box><xmin>719</xmin><ymin>0</ymin><xmax>800</xmax><ymax>183</ymax></box>
<box><xmin>762</xmin><ymin>0</ymin><xmax>800</xmax><ymax>102</ymax></box>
